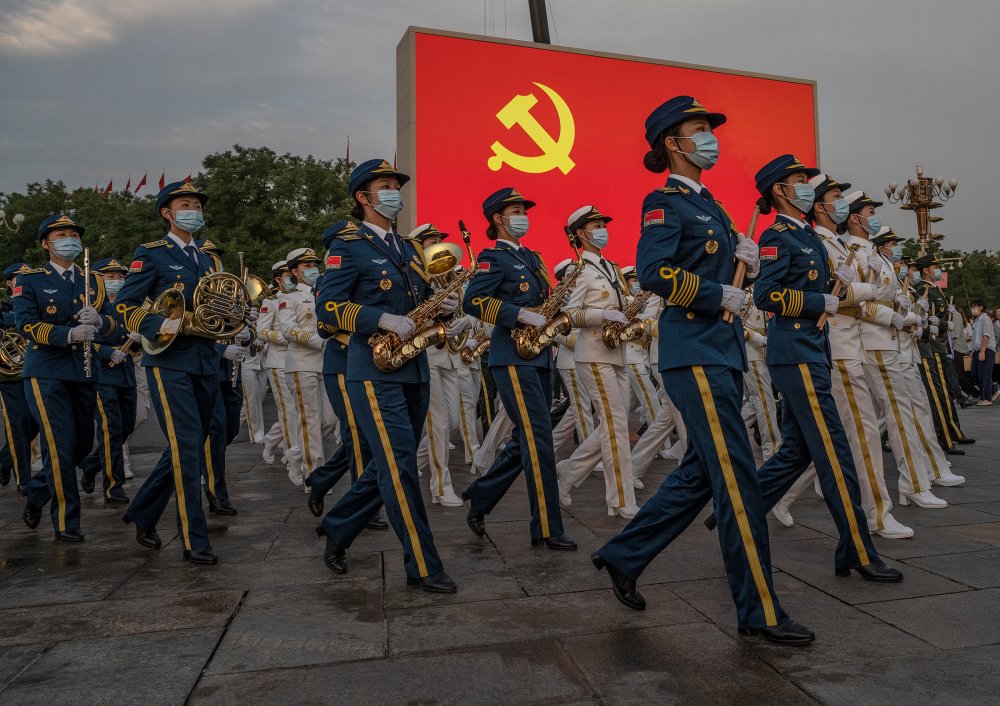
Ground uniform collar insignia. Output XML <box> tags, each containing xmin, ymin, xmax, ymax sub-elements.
<box><xmin>372</xmin><ymin>258</ymin><xmax>387</xmax><ymax>265</ymax></box>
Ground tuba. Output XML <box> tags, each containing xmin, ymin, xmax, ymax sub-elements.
<box><xmin>143</xmin><ymin>271</ymin><xmax>252</xmax><ymax>355</ymax></box>
<box><xmin>0</xmin><ymin>328</ymin><xmax>27</xmax><ymax>380</ymax></box>
<box><xmin>602</xmin><ymin>289</ymin><xmax>652</xmax><ymax>350</ymax></box>
<box><xmin>368</xmin><ymin>221</ymin><xmax>478</xmax><ymax>372</ymax></box>
<box><xmin>512</xmin><ymin>229</ymin><xmax>585</xmax><ymax>359</ymax></box>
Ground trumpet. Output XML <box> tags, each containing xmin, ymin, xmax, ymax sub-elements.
<box><xmin>512</xmin><ymin>228</ymin><xmax>584</xmax><ymax>359</ymax></box>
<box><xmin>602</xmin><ymin>289</ymin><xmax>652</xmax><ymax>350</ymax></box>
<box><xmin>460</xmin><ymin>329</ymin><xmax>490</xmax><ymax>365</ymax></box>
<box><xmin>369</xmin><ymin>220</ymin><xmax>477</xmax><ymax>373</ymax></box>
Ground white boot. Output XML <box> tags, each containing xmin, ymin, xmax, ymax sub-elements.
<box><xmin>771</xmin><ymin>502</ymin><xmax>794</xmax><ymax>528</ymax></box>
<box><xmin>873</xmin><ymin>515</ymin><xmax>914</xmax><ymax>539</ymax></box>
<box><xmin>609</xmin><ymin>504</ymin><xmax>640</xmax><ymax>520</ymax></box>
<box><xmin>432</xmin><ymin>490</ymin><xmax>464</xmax><ymax>508</ymax></box>
<box><xmin>899</xmin><ymin>490</ymin><xmax>947</xmax><ymax>509</ymax></box>
<box><xmin>932</xmin><ymin>473</ymin><xmax>965</xmax><ymax>487</ymax></box>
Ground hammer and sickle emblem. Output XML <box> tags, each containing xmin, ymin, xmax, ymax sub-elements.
<box><xmin>488</xmin><ymin>82</ymin><xmax>576</xmax><ymax>175</ymax></box>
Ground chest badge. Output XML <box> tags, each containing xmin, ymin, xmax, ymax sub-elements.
<box><xmin>519</xmin><ymin>281</ymin><xmax>530</xmax><ymax>292</ymax></box>
<box><xmin>705</xmin><ymin>240</ymin><xmax>719</xmax><ymax>255</ymax></box>
<box><xmin>380</xmin><ymin>278</ymin><xmax>393</xmax><ymax>291</ymax></box>
<box><xmin>600</xmin><ymin>290</ymin><xmax>610</xmax><ymax>298</ymax></box>
<box><xmin>43</xmin><ymin>288</ymin><xmax>57</xmax><ymax>295</ymax></box>
<box><xmin>697</xmin><ymin>215</ymin><xmax>712</xmax><ymax>222</ymax></box>
<box><xmin>807</xmin><ymin>269</ymin><xmax>819</xmax><ymax>281</ymax></box>
<box><xmin>173</xmin><ymin>282</ymin><xmax>185</xmax><ymax>291</ymax></box>
<box><xmin>46</xmin><ymin>305</ymin><xmax>57</xmax><ymax>314</ymax></box>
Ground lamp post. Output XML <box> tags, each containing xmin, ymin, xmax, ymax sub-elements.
<box><xmin>885</xmin><ymin>164</ymin><xmax>957</xmax><ymax>257</ymax></box>
<box><xmin>0</xmin><ymin>209</ymin><xmax>25</xmax><ymax>233</ymax></box>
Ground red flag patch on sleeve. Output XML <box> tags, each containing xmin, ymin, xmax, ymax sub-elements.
<box><xmin>260</xmin><ymin>306</ymin><xmax>268</xmax><ymax>313</ymax></box>
<box><xmin>278</xmin><ymin>301</ymin><xmax>287</xmax><ymax>310</ymax></box>
<box><xmin>477</xmin><ymin>261</ymin><xmax>491</xmax><ymax>271</ymax></box>
<box><xmin>12</xmin><ymin>285</ymin><xmax>22</xmax><ymax>297</ymax></box>
<box><xmin>760</xmin><ymin>246</ymin><xmax>778</xmax><ymax>261</ymax></box>
<box><xmin>643</xmin><ymin>209</ymin><xmax>665</xmax><ymax>228</ymax></box>
<box><xmin>129</xmin><ymin>260</ymin><xmax>143</xmax><ymax>272</ymax></box>
<box><xmin>325</xmin><ymin>255</ymin><xmax>342</xmax><ymax>269</ymax></box>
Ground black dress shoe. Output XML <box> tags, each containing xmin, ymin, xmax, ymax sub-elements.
<box><xmin>0</xmin><ymin>465</ymin><xmax>10</xmax><ymax>486</ymax></box>
<box><xmin>836</xmin><ymin>558</ymin><xmax>903</xmax><ymax>582</ymax></box>
<box><xmin>80</xmin><ymin>474</ymin><xmax>95</xmax><ymax>495</ymax></box>
<box><xmin>531</xmin><ymin>534</ymin><xmax>577</xmax><ymax>550</ymax></box>
<box><xmin>591</xmin><ymin>553</ymin><xmax>645</xmax><ymax>610</ymax></box>
<box><xmin>207</xmin><ymin>495</ymin><xmax>238</xmax><ymax>516</ymax></box>
<box><xmin>183</xmin><ymin>548</ymin><xmax>218</xmax><ymax>565</ymax></box>
<box><xmin>704</xmin><ymin>513</ymin><xmax>717</xmax><ymax>531</ymax></box>
<box><xmin>136</xmin><ymin>525</ymin><xmax>162</xmax><ymax>549</ymax></box>
<box><xmin>406</xmin><ymin>570</ymin><xmax>458</xmax><ymax>594</ymax></box>
<box><xmin>466</xmin><ymin>506</ymin><xmax>486</xmax><ymax>537</ymax></box>
<box><xmin>945</xmin><ymin>447</ymin><xmax>965</xmax><ymax>456</ymax></box>
<box><xmin>307</xmin><ymin>488</ymin><xmax>325</xmax><ymax>517</ymax></box>
<box><xmin>739</xmin><ymin>618</ymin><xmax>815</xmax><ymax>646</ymax></box>
<box><xmin>55</xmin><ymin>529</ymin><xmax>85</xmax><ymax>542</ymax></box>
<box><xmin>366</xmin><ymin>514</ymin><xmax>389</xmax><ymax>531</ymax></box>
<box><xmin>105</xmin><ymin>495</ymin><xmax>130</xmax><ymax>506</ymax></box>
<box><xmin>955</xmin><ymin>436</ymin><xmax>976</xmax><ymax>444</ymax></box>
<box><xmin>16</xmin><ymin>484</ymin><xmax>27</xmax><ymax>497</ymax></box>
<box><xmin>22</xmin><ymin>503</ymin><xmax>42</xmax><ymax>529</ymax></box>
<box><xmin>959</xmin><ymin>398</ymin><xmax>977</xmax><ymax>409</ymax></box>
<box><xmin>324</xmin><ymin>537</ymin><xmax>347</xmax><ymax>574</ymax></box>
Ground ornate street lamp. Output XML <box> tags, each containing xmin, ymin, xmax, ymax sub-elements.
<box><xmin>885</xmin><ymin>164</ymin><xmax>957</xmax><ymax>257</ymax></box>
<box><xmin>0</xmin><ymin>209</ymin><xmax>25</xmax><ymax>233</ymax></box>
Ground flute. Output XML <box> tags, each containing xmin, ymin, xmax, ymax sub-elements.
<box><xmin>83</xmin><ymin>248</ymin><xmax>93</xmax><ymax>377</ymax></box>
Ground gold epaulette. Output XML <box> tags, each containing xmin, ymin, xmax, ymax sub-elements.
<box><xmin>338</xmin><ymin>234</ymin><xmax>362</xmax><ymax>241</ymax></box>
<box><xmin>772</xmin><ymin>223</ymin><xmax>790</xmax><ymax>233</ymax></box>
<box><xmin>140</xmin><ymin>240</ymin><xmax>168</xmax><ymax>248</ymax></box>
<box><xmin>655</xmin><ymin>186</ymin><xmax>681</xmax><ymax>195</ymax></box>
<box><xmin>19</xmin><ymin>267</ymin><xmax>46</xmax><ymax>275</ymax></box>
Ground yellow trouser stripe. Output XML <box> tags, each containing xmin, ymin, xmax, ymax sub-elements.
<box><xmin>631</xmin><ymin>364</ymin><xmax>657</xmax><ymax>423</ymax></box>
<box><xmin>1</xmin><ymin>396</ymin><xmax>18</xmax><ymax>478</ymax></box>
<box><xmin>96</xmin><ymin>396</ymin><xmax>115</xmax><ymax>497</ymax></box>
<box><xmin>203</xmin><ymin>437</ymin><xmax>216</xmax><ymax>495</ymax></box>
<box><xmin>749</xmin><ymin>361</ymin><xmax>779</xmax><ymax>449</ymax></box>
<box><xmin>836</xmin><ymin>361</ymin><xmax>884</xmax><ymax>529</ymax></box>
<box><xmin>508</xmin><ymin>366</ymin><xmax>550</xmax><ymax>537</ymax></box>
<box><xmin>935</xmin><ymin>354</ymin><xmax>963</xmax><ymax>438</ymax></box>
<box><xmin>337</xmin><ymin>374</ymin><xmax>363</xmax><ymax>479</ymax></box>
<box><xmin>242</xmin><ymin>382</ymin><xmax>255</xmax><ymax>441</ymax></box>
<box><xmin>798</xmin><ymin>363</ymin><xmax>870</xmax><ymax>565</ymax></box>
<box><xmin>568</xmin><ymin>368</ymin><xmax>590</xmax><ymax>437</ymax></box>
<box><xmin>30</xmin><ymin>379</ymin><xmax>65</xmax><ymax>532</ymax></box>
<box><xmin>292</xmin><ymin>372</ymin><xmax>313</xmax><ymax>472</ymax></box>
<box><xmin>874</xmin><ymin>351</ymin><xmax>921</xmax><ymax>491</ymax></box>
<box><xmin>691</xmin><ymin>366</ymin><xmax>777</xmax><ymax>626</ymax></box>
<box><xmin>591</xmin><ymin>363</ymin><xmax>625</xmax><ymax>507</ymax></box>
<box><xmin>911</xmin><ymin>403</ymin><xmax>942</xmax><ymax>479</ymax></box>
<box><xmin>458</xmin><ymin>389</ymin><xmax>474</xmax><ymax>454</ymax></box>
<box><xmin>480</xmin><ymin>370</ymin><xmax>492</xmax><ymax>426</ymax></box>
<box><xmin>922</xmin><ymin>359</ymin><xmax>953</xmax><ymax>447</ymax></box>
<box><xmin>270</xmin><ymin>369</ymin><xmax>292</xmax><ymax>447</ymax></box>
<box><xmin>363</xmin><ymin>381</ymin><xmax>428</xmax><ymax>575</ymax></box>
<box><xmin>152</xmin><ymin>368</ymin><xmax>191</xmax><ymax>550</ymax></box>
<box><xmin>425</xmin><ymin>407</ymin><xmax>445</xmax><ymax>496</ymax></box>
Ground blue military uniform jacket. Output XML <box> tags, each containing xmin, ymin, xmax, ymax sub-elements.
<box><xmin>315</xmin><ymin>223</ymin><xmax>433</xmax><ymax>384</ymax></box>
<box><xmin>13</xmin><ymin>263</ymin><xmax>116</xmax><ymax>382</ymax></box>
<box><xmin>753</xmin><ymin>214</ymin><xmax>833</xmax><ymax>366</ymax></box>
<box><xmin>114</xmin><ymin>238</ymin><xmax>222</xmax><ymax>376</ymax></box>
<box><xmin>636</xmin><ymin>176</ymin><xmax>747</xmax><ymax>372</ymax></box>
<box><xmin>462</xmin><ymin>240</ymin><xmax>553</xmax><ymax>369</ymax></box>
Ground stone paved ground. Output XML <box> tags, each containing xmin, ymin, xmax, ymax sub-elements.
<box><xmin>1</xmin><ymin>398</ymin><xmax>998</xmax><ymax>705</ymax></box>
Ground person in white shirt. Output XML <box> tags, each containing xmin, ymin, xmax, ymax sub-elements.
<box><xmin>257</xmin><ymin>261</ymin><xmax>299</xmax><ymax>471</ymax></box>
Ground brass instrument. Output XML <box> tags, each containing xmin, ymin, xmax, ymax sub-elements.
<box><xmin>602</xmin><ymin>289</ymin><xmax>652</xmax><ymax>350</ymax></box>
<box><xmin>0</xmin><ymin>328</ymin><xmax>26</xmax><ymax>380</ymax></box>
<box><xmin>438</xmin><ymin>225</ymin><xmax>476</xmax><ymax>353</ymax></box>
<box><xmin>460</xmin><ymin>329</ymin><xmax>490</xmax><ymax>365</ymax></box>
<box><xmin>83</xmin><ymin>248</ymin><xmax>93</xmax><ymax>378</ymax></box>
<box><xmin>369</xmin><ymin>220</ymin><xmax>477</xmax><ymax>372</ymax></box>
<box><xmin>512</xmin><ymin>228</ymin><xmax>585</xmax><ymax>359</ymax></box>
<box><xmin>143</xmin><ymin>271</ymin><xmax>251</xmax><ymax>355</ymax></box>
<box><xmin>228</xmin><ymin>252</ymin><xmax>270</xmax><ymax>387</ymax></box>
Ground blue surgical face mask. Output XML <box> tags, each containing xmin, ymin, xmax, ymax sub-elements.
<box><xmin>889</xmin><ymin>245</ymin><xmax>903</xmax><ymax>262</ymax></box>
<box><xmin>676</xmin><ymin>131</ymin><xmax>719</xmax><ymax>170</ymax></box>
<box><xmin>302</xmin><ymin>267</ymin><xmax>320</xmax><ymax>286</ymax></box>
<box><xmin>779</xmin><ymin>182</ymin><xmax>815</xmax><ymax>212</ymax></box>
<box><xmin>104</xmin><ymin>279</ymin><xmax>124</xmax><ymax>296</ymax></box>
<box><xmin>504</xmin><ymin>214</ymin><xmax>529</xmax><ymax>237</ymax></box>
<box><xmin>910</xmin><ymin>271</ymin><xmax>921</xmax><ymax>284</ymax></box>
<box><xmin>823</xmin><ymin>197</ymin><xmax>849</xmax><ymax>225</ymax></box>
<box><xmin>897</xmin><ymin>268</ymin><xmax>907</xmax><ymax>282</ymax></box>
<box><xmin>587</xmin><ymin>227</ymin><xmax>609</xmax><ymax>249</ymax></box>
<box><xmin>281</xmin><ymin>275</ymin><xmax>295</xmax><ymax>292</ymax></box>
<box><xmin>933</xmin><ymin>267</ymin><xmax>943</xmax><ymax>281</ymax></box>
<box><xmin>51</xmin><ymin>237</ymin><xmax>83</xmax><ymax>260</ymax></box>
<box><xmin>630</xmin><ymin>282</ymin><xmax>641</xmax><ymax>295</ymax></box>
<box><xmin>371</xmin><ymin>190</ymin><xmax>403</xmax><ymax>220</ymax></box>
<box><xmin>171</xmin><ymin>209</ymin><xmax>205</xmax><ymax>234</ymax></box>
<box><xmin>861</xmin><ymin>214</ymin><xmax>881</xmax><ymax>236</ymax></box>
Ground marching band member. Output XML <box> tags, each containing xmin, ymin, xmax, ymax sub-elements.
<box><xmin>555</xmin><ymin>205</ymin><xmax>639</xmax><ymax>519</ymax></box>
<box><xmin>741</xmin><ymin>291</ymin><xmax>780</xmax><ymax>460</ymax></box>
<box><xmin>749</xmin><ymin>155</ymin><xmax>901</xmax><ymax>581</ymax></box>
<box><xmin>316</xmin><ymin>158</ymin><xmax>458</xmax><ymax>593</ymax></box>
<box><xmin>258</xmin><ymin>261</ymin><xmax>297</xmax><ymax>468</ymax></box>
<box><xmin>461</xmin><ymin>187</ymin><xmax>576</xmax><ymax>550</ymax></box>
<box><xmin>117</xmin><ymin>181</ymin><xmax>222</xmax><ymax>564</ymax></box>
<box><xmin>1</xmin><ymin>263</ymin><xmax>38</xmax><ymax>495</ymax></box>
<box><xmin>279</xmin><ymin>246</ymin><xmax>338</xmax><ymax>489</ymax></box>
<box><xmin>80</xmin><ymin>258</ymin><xmax>136</xmax><ymax>505</ymax></box>
<box><xmin>469</xmin><ymin>388</ymin><xmax>514</xmax><ymax>475</ymax></box>
<box><xmin>621</xmin><ymin>267</ymin><xmax>662</xmax><ymax>433</ymax></box>
<box><xmin>17</xmin><ymin>213</ymin><xmax>117</xmax><ymax>541</ymax></box>
<box><xmin>595</xmin><ymin>98</ymin><xmax>812</xmax><ymax>645</ymax></box>
<box><xmin>240</xmin><ymin>314</ymin><xmax>268</xmax><ymax>446</ymax></box>
<box><xmin>550</xmin><ymin>259</ymin><xmax>592</xmax><ymax>453</ymax></box>
<box><xmin>456</xmin><ymin>315</ymin><xmax>485</xmax><ymax>465</ymax></box>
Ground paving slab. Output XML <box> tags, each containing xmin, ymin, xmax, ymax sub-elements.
<box><xmin>904</xmin><ymin>549</ymin><xmax>1000</xmax><ymax>588</ymax></box>
<box><xmin>859</xmin><ymin>588</ymin><xmax>1000</xmax><ymax>649</ymax></box>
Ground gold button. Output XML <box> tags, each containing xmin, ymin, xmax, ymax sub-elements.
<box><xmin>794</xmin><ymin>323</ymin><xmax>801</xmax><ymax>330</ymax></box>
<box><xmin>686</xmin><ymin>312</ymin><xmax>695</xmax><ymax>320</ymax></box>
<box><xmin>831</xmin><ymin>321</ymin><xmax>838</xmax><ymax>327</ymax></box>
<box><xmin>809</xmin><ymin>260</ymin><xmax>815</xmax><ymax>265</ymax></box>
<box><xmin>707</xmin><ymin>229</ymin><xmax>714</xmax><ymax>235</ymax></box>
<box><xmin>71</xmin><ymin>345</ymin><xmax>78</xmax><ymax>350</ymax></box>
<box><xmin>33</xmin><ymin>345</ymin><xmax>38</xmax><ymax>350</ymax></box>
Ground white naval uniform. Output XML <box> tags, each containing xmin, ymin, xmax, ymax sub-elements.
<box><xmin>624</xmin><ymin>295</ymin><xmax>662</xmax><ymax>428</ymax></box>
<box><xmin>416</xmin><ymin>334</ymin><xmax>464</xmax><ymax>502</ymax></box>
<box><xmin>276</xmin><ymin>282</ymin><xmax>338</xmax><ymax>483</ymax></box>
<box><xmin>741</xmin><ymin>298</ymin><xmax>780</xmax><ymax>459</ymax></box>
<box><xmin>556</xmin><ymin>251</ymin><xmax>636</xmax><ymax>514</ymax></box>
<box><xmin>551</xmin><ymin>332</ymin><xmax>591</xmax><ymax>450</ymax></box>
<box><xmin>240</xmin><ymin>338</ymin><xmax>268</xmax><ymax>445</ymax></box>
<box><xmin>258</xmin><ymin>295</ymin><xmax>297</xmax><ymax>466</ymax></box>
<box><xmin>456</xmin><ymin>320</ymin><xmax>486</xmax><ymax>464</ymax></box>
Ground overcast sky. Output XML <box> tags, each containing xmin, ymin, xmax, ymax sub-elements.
<box><xmin>1</xmin><ymin>0</ymin><xmax>997</xmax><ymax>249</ymax></box>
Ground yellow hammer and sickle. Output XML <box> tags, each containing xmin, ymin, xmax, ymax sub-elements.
<box><xmin>487</xmin><ymin>82</ymin><xmax>576</xmax><ymax>175</ymax></box>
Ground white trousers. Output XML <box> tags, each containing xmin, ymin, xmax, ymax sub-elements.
<box><xmin>899</xmin><ymin>357</ymin><xmax>953</xmax><ymax>481</ymax></box>
<box><xmin>473</xmin><ymin>397</ymin><xmax>514</xmax><ymax>472</ymax></box>
<box><xmin>241</xmin><ymin>365</ymin><xmax>268</xmax><ymax>445</ymax></box>
<box><xmin>627</xmin><ymin>361</ymin><xmax>661</xmax><ymax>428</ymax></box>
<box><xmin>456</xmin><ymin>366</ymin><xmax>483</xmax><ymax>464</ymax></box>
<box><xmin>743</xmin><ymin>360</ymin><xmax>781</xmax><ymax>459</ymax></box>
<box><xmin>630</xmin><ymin>365</ymin><xmax>687</xmax><ymax>479</ymax></box>
<box><xmin>284</xmin><ymin>370</ymin><xmax>337</xmax><ymax>478</ymax></box>
<box><xmin>417</xmin><ymin>365</ymin><xmax>459</xmax><ymax>497</ymax></box>
<box><xmin>554</xmin><ymin>367</ymin><xmax>594</xmax><ymax>449</ymax></box>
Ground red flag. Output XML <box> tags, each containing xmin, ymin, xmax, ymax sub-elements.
<box><xmin>135</xmin><ymin>173</ymin><xmax>147</xmax><ymax>194</ymax></box>
<box><xmin>103</xmin><ymin>180</ymin><xmax>113</xmax><ymax>195</ymax></box>
<box><xmin>158</xmin><ymin>171</ymin><xmax>165</xmax><ymax>190</ymax></box>
<box><xmin>124</xmin><ymin>175</ymin><xmax>131</xmax><ymax>193</ymax></box>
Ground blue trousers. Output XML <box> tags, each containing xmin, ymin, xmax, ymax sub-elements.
<box><xmin>465</xmin><ymin>365</ymin><xmax>564</xmax><ymax>540</ymax></box>
<box><xmin>322</xmin><ymin>380</ymin><xmax>443</xmax><ymax>579</ymax></box>
<box><xmin>309</xmin><ymin>372</ymin><xmax>371</xmax><ymax>494</ymax></box>
<box><xmin>23</xmin><ymin>377</ymin><xmax>97</xmax><ymax>534</ymax></box>
<box><xmin>126</xmin><ymin>367</ymin><xmax>217</xmax><ymax>553</ymax></box>
<box><xmin>1</xmin><ymin>379</ymin><xmax>38</xmax><ymax>489</ymax></box>
<box><xmin>203</xmin><ymin>380</ymin><xmax>242</xmax><ymax>503</ymax></box>
<box><xmin>757</xmin><ymin>362</ymin><xmax>878</xmax><ymax>570</ymax></box>
<box><xmin>81</xmin><ymin>382</ymin><xmax>137</xmax><ymax>501</ymax></box>
<box><xmin>597</xmin><ymin>365</ymin><xmax>786</xmax><ymax>630</ymax></box>
<box><xmin>971</xmin><ymin>348</ymin><xmax>996</xmax><ymax>402</ymax></box>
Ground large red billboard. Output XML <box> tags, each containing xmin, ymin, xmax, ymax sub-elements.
<box><xmin>397</xmin><ymin>28</ymin><xmax>817</xmax><ymax>269</ymax></box>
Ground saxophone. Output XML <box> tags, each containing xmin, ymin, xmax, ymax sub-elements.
<box><xmin>602</xmin><ymin>289</ymin><xmax>652</xmax><ymax>350</ymax></box>
<box><xmin>512</xmin><ymin>229</ymin><xmax>585</xmax><ymax>359</ymax></box>
<box><xmin>369</xmin><ymin>222</ymin><xmax>477</xmax><ymax>372</ymax></box>
<box><xmin>460</xmin><ymin>328</ymin><xmax>490</xmax><ymax>365</ymax></box>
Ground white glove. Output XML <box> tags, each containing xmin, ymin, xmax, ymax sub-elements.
<box><xmin>835</xmin><ymin>265</ymin><xmax>855</xmax><ymax>286</ymax></box>
<box><xmin>282</xmin><ymin>329</ymin><xmax>298</xmax><ymax>344</ymax></box>
<box><xmin>438</xmin><ymin>291</ymin><xmax>460</xmax><ymax>315</ymax></box>
<box><xmin>235</xmin><ymin>327</ymin><xmax>252</xmax><ymax>344</ymax></box>
<box><xmin>78</xmin><ymin>306</ymin><xmax>102</xmax><ymax>326</ymax></box>
<box><xmin>223</xmin><ymin>344</ymin><xmax>247</xmax><ymax>361</ymax></box>
<box><xmin>749</xmin><ymin>331</ymin><xmax>767</xmax><ymax>350</ymax></box>
<box><xmin>602</xmin><ymin>310</ymin><xmax>629</xmax><ymax>325</ymax></box>
<box><xmin>929</xmin><ymin>325</ymin><xmax>939</xmax><ymax>336</ymax></box>
<box><xmin>866</xmin><ymin>256</ymin><xmax>883</xmax><ymax>273</ymax></box>
<box><xmin>734</xmin><ymin>237</ymin><xmax>760</xmax><ymax>276</ymax></box>
<box><xmin>948</xmin><ymin>320</ymin><xmax>955</xmax><ymax>332</ymax></box>
<box><xmin>890</xmin><ymin>313</ymin><xmax>905</xmax><ymax>331</ymax></box>
<box><xmin>929</xmin><ymin>315</ymin><xmax>939</xmax><ymax>326</ymax></box>
<box><xmin>948</xmin><ymin>304</ymin><xmax>957</xmax><ymax>314</ymax></box>
<box><xmin>247</xmin><ymin>307</ymin><xmax>260</xmax><ymax>323</ymax></box>
<box><xmin>110</xmin><ymin>350</ymin><xmax>128</xmax><ymax>365</ymax></box>
<box><xmin>68</xmin><ymin>324</ymin><xmax>97</xmax><ymax>343</ymax></box>
<box><xmin>464</xmin><ymin>338</ymin><xmax>478</xmax><ymax>351</ymax></box>
<box><xmin>378</xmin><ymin>313</ymin><xmax>416</xmax><ymax>339</ymax></box>
<box><xmin>921</xmin><ymin>314</ymin><xmax>928</xmax><ymax>326</ymax></box>
<box><xmin>719</xmin><ymin>285</ymin><xmax>746</xmax><ymax>315</ymax></box>
<box><xmin>446</xmin><ymin>316</ymin><xmax>471</xmax><ymax>337</ymax></box>
<box><xmin>517</xmin><ymin>308</ymin><xmax>547</xmax><ymax>328</ymax></box>
<box><xmin>128</xmin><ymin>332</ymin><xmax>142</xmax><ymax>343</ymax></box>
<box><xmin>915</xmin><ymin>296</ymin><xmax>929</xmax><ymax>313</ymax></box>
<box><xmin>903</xmin><ymin>312</ymin><xmax>921</xmax><ymax>327</ymax></box>
<box><xmin>158</xmin><ymin>317</ymin><xmax>181</xmax><ymax>336</ymax></box>
<box><xmin>823</xmin><ymin>294</ymin><xmax>840</xmax><ymax>315</ymax></box>
<box><xmin>894</xmin><ymin>293</ymin><xmax>911</xmax><ymax>310</ymax></box>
